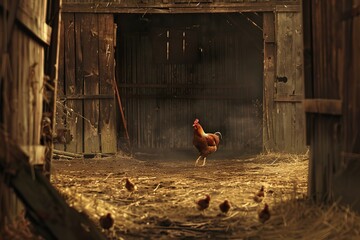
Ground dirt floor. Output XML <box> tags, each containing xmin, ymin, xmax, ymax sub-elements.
<box><xmin>50</xmin><ymin>153</ymin><xmax>360</xmax><ymax>240</ymax></box>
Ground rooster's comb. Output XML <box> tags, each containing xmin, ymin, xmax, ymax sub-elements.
<box><xmin>193</xmin><ymin>119</ymin><xmax>199</xmax><ymax>124</ymax></box>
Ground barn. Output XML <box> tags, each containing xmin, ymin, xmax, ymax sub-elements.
<box><xmin>1</xmin><ymin>0</ymin><xmax>360</xmax><ymax>239</ymax></box>
<box><xmin>55</xmin><ymin>0</ymin><xmax>307</xmax><ymax>157</ymax></box>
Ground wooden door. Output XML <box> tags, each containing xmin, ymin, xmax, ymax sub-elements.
<box><xmin>56</xmin><ymin>13</ymin><xmax>117</xmax><ymax>154</ymax></box>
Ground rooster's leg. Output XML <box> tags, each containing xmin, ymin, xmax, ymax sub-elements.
<box><xmin>195</xmin><ymin>156</ymin><xmax>202</xmax><ymax>166</ymax></box>
<box><xmin>201</xmin><ymin>157</ymin><xmax>207</xmax><ymax>166</ymax></box>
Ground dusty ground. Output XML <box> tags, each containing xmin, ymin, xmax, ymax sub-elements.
<box><xmin>50</xmin><ymin>153</ymin><xmax>360</xmax><ymax>240</ymax></box>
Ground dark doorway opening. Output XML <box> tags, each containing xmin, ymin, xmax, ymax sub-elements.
<box><xmin>115</xmin><ymin>13</ymin><xmax>263</xmax><ymax>158</ymax></box>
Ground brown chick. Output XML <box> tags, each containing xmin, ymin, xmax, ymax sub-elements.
<box><xmin>258</xmin><ymin>203</ymin><xmax>271</xmax><ymax>223</ymax></box>
<box><xmin>125</xmin><ymin>178</ymin><xmax>136</xmax><ymax>192</ymax></box>
<box><xmin>219</xmin><ymin>200</ymin><xmax>231</xmax><ymax>214</ymax></box>
<box><xmin>99</xmin><ymin>213</ymin><xmax>114</xmax><ymax>230</ymax></box>
<box><xmin>253</xmin><ymin>186</ymin><xmax>265</xmax><ymax>203</ymax></box>
<box><xmin>196</xmin><ymin>194</ymin><xmax>211</xmax><ymax>211</ymax></box>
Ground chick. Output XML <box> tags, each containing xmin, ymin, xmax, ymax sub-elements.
<box><xmin>99</xmin><ymin>213</ymin><xmax>114</xmax><ymax>230</ymax></box>
<box><xmin>258</xmin><ymin>203</ymin><xmax>270</xmax><ymax>223</ymax></box>
<box><xmin>253</xmin><ymin>186</ymin><xmax>265</xmax><ymax>203</ymax></box>
<box><xmin>125</xmin><ymin>178</ymin><xmax>137</xmax><ymax>196</ymax></box>
<box><xmin>219</xmin><ymin>200</ymin><xmax>231</xmax><ymax>214</ymax></box>
<box><xmin>196</xmin><ymin>194</ymin><xmax>211</xmax><ymax>211</ymax></box>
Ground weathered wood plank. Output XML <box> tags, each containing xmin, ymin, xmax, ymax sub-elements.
<box><xmin>273</xmin><ymin>12</ymin><xmax>306</xmax><ymax>153</ymax></box>
<box><xmin>263</xmin><ymin>12</ymin><xmax>275</xmax><ymax>43</ymax></box>
<box><xmin>263</xmin><ymin>12</ymin><xmax>275</xmax><ymax>152</ymax></box>
<box><xmin>60</xmin><ymin>94</ymin><xmax>114</xmax><ymax>100</ymax></box>
<box><xmin>54</xmin><ymin>9</ymin><xmax>66</xmax><ymax>151</ymax></box>
<box><xmin>53</xmin><ymin>149</ymin><xmax>83</xmax><ymax>158</ymax></box>
<box><xmin>0</xmin><ymin>0</ymin><xmax>52</xmax><ymax>45</ymax></box>
<box><xmin>98</xmin><ymin>14</ymin><xmax>117</xmax><ymax>153</ymax></box>
<box><xmin>304</xmin><ymin>99</ymin><xmax>342</xmax><ymax>115</ymax></box>
<box><xmin>66</xmin><ymin>13</ymin><xmax>83</xmax><ymax>153</ymax></box>
<box><xmin>43</xmin><ymin>0</ymin><xmax>62</xmax><ymax>176</ymax></box>
<box><xmin>0</xmin><ymin>131</ymin><xmax>106</xmax><ymax>240</ymax></box>
<box><xmin>61</xmin><ymin>2</ymin><xmax>301</xmax><ymax>13</ymax></box>
<box><xmin>293</xmin><ymin>12</ymin><xmax>306</xmax><ymax>152</ymax></box>
<box><xmin>82</xmin><ymin>14</ymin><xmax>100</xmax><ymax>154</ymax></box>
<box><xmin>273</xmin><ymin>95</ymin><xmax>302</xmax><ymax>102</ymax></box>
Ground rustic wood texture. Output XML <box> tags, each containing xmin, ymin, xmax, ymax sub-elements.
<box><xmin>43</xmin><ymin>0</ymin><xmax>62</xmax><ymax>177</ymax></box>
<box><xmin>116</xmin><ymin>13</ymin><xmax>264</xmax><ymax>156</ymax></box>
<box><xmin>0</xmin><ymin>0</ymin><xmax>50</xmax><ymax>228</ymax></box>
<box><xmin>263</xmin><ymin>12</ymin><xmax>275</xmax><ymax>152</ymax></box>
<box><xmin>0</xmin><ymin>0</ymin><xmax>51</xmax><ymax>45</ymax></box>
<box><xmin>274</xmin><ymin>12</ymin><xmax>306</xmax><ymax>153</ymax></box>
<box><xmin>61</xmin><ymin>1</ymin><xmax>301</xmax><ymax>13</ymax></box>
<box><xmin>303</xmin><ymin>99</ymin><xmax>342</xmax><ymax>115</ymax></box>
<box><xmin>56</xmin><ymin>13</ymin><xmax>117</xmax><ymax>154</ymax></box>
<box><xmin>82</xmin><ymin>13</ymin><xmax>101</xmax><ymax>154</ymax></box>
<box><xmin>98</xmin><ymin>14</ymin><xmax>117</xmax><ymax>153</ymax></box>
<box><xmin>3</xmin><ymin>6</ymin><xmax>44</xmax><ymax>160</ymax></box>
<box><xmin>65</xmin><ymin>13</ymin><xmax>84</xmax><ymax>153</ymax></box>
<box><xmin>303</xmin><ymin>0</ymin><xmax>360</xmax><ymax>211</ymax></box>
<box><xmin>0</xmin><ymin>130</ymin><xmax>107</xmax><ymax>240</ymax></box>
<box><xmin>55</xmin><ymin>12</ymin><xmax>66</xmax><ymax>151</ymax></box>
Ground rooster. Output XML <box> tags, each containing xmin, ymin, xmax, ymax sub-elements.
<box><xmin>192</xmin><ymin>118</ymin><xmax>222</xmax><ymax>166</ymax></box>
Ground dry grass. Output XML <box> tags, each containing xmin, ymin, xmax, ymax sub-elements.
<box><xmin>49</xmin><ymin>153</ymin><xmax>360</xmax><ymax>239</ymax></box>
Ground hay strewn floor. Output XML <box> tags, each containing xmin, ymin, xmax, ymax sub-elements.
<box><xmin>51</xmin><ymin>153</ymin><xmax>360</xmax><ymax>239</ymax></box>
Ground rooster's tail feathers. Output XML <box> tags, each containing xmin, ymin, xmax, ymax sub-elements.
<box><xmin>214</xmin><ymin>132</ymin><xmax>222</xmax><ymax>139</ymax></box>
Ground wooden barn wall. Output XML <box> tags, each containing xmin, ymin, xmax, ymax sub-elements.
<box><xmin>116</xmin><ymin>13</ymin><xmax>264</xmax><ymax>156</ymax></box>
<box><xmin>303</xmin><ymin>0</ymin><xmax>360</xmax><ymax>210</ymax></box>
<box><xmin>274</xmin><ymin>11</ymin><xmax>305</xmax><ymax>153</ymax></box>
<box><xmin>0</xmin><ymin>0</ymin><xmax>48</xmax><ymax>224</ymax></box>
<box><xmin>56</xmin><ymin>13</ymin><xmax>117</xmax><ymax>154</ymax></box>
<box><xmin>263</xmin><ymin>10</ymin><xmax>305</xmax><ymax>153</ymax></box>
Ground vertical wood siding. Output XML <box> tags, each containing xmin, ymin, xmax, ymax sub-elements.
<box><xmin>273</xmin><ymin>12</ymin><xmax>306</xmax><ymax>153</ymax></box>
<box><xmin>56</xmin><ymin>13</ymin><xmax>117</xmax><ymax>154</ymax></box>
<box><xmin>0</xmin><ymin>0</ymin><xmax>48</xmax><ymax>224</ymax></box>
<box><xmin>116</xmin><ymin>13</ymin><xmax>264</xmax><ymax>156</ymax></box>
<box><xmin>304</xmin><ymin>0</ymin><xmax>360</xmax><ymax>211</ymax></box>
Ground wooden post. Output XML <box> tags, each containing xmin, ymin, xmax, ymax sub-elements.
<box><xmin>44</xmin><ymin>0</ymin><xmax>62</xmax><ymax>178</ymax></box>
<box><xmin>263</xmin><ymin>12</ymin><xmax>275</xmax><ymax>152</ymax></box>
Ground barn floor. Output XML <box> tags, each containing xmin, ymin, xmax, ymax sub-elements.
<box><xmin>50</xmin><ymin>153</ymin><xmax>360</xmax><ymax>240</ymax></box>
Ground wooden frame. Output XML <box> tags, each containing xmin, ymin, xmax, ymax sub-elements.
<box><xmin>61</xmin><ymin>1</ymin><xmax>301</xmax><ymax>13</ymax></box>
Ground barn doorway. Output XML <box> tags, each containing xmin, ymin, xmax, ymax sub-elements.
<box><xmin>115</xmin><ymin>13</ymin><xmax>264</xmax><ymax>158</ymax></box>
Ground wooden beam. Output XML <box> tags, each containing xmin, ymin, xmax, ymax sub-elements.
<box><xmin>61</xmin><ymin>2</ymin><xmax>301</xmax><ymax>13</ymax></box>
<box><xmin>44</xmin><ymin>0</ymin><xmax>62</xmax><ymax>178</ymax></box>
<box><xmin>53</xmin><ymin>149</ymin><xmax>83</xmax><ymax>158</ymax></box>
<box><xmin>274</xmin><ymin>95</ymin><xmax>303</xmax><ymax>103</ymax></box>
<box><xmin>0</xmin><ymin>0</ymin><xmax>52</xmax><ymax>45</ymax></box>
<box><xmin>0</xmin><ymin>130</ymin><xmax>106</xmax><ymax>240</ymax></box>
<box><xmin>60</xmin><ymin>94</ymin><xmax>114</xmax><ymax>100</ymax></box>
<box><xmin>304</xmin><ymin>99</ymin><xmax>342</xmax><ymax>115</ymax></box>
<box><xmin>118</xmin><ymin>83</ymin><xmax>250</xmax><ymax>89</ymax></box>
<box><xmin>121</xmin><ymin>93</ymin><xmax>255</xmax><ymax>100</ymax></box>
<box><xmin>262</xmin><ymin>12</ymin><xmax>276</xmax><ymax>152</ymax></box>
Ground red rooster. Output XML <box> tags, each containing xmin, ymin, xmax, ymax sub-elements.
<box><xmin>192</xmin><ymin>118</ymin><xmax>222</xmax><ymax>166</ymax></box>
